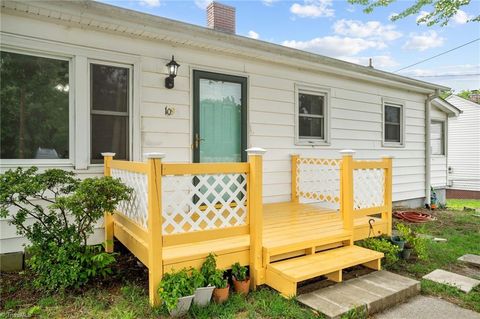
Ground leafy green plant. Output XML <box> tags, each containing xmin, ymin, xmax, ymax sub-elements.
<box><xmin>190</xmin><ymin>268</ymin><xmax>206</xmax><ymax>289</ymax></box>
<box><xmin>201</xmin><ymin>253</ymin><xmax>217</xmax><ymax>286</ymax></box>
<box><xmin>158</xmin><ymin>269</ymin><xmax>195</xmax><ymax>311</ymax></box>
<box><xmin>357</xmin><ymin>237</ymin><xmax>401</xmax><ymax>267</ymax></box>
<box><xmin>396</xmin><ymin>223</ymin><xmax>428</xmax><ymax>260</ymax></box>
<box><xmin>0</xmin><ymin>167</ymin><xmax>131</xmax><ymax>290</ymax></box>
<box><xmin>231</xmin><ymin>262</ymin><xmax>248</xmax><ymax>281</ymax></box>
<box><xmin>209</xmin><ymin>270</ymin><xmax>228</xmax><ymax>289</ymax></box>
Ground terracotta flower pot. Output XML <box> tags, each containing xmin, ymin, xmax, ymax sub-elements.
<box><xmin>213</xmin><ymin>284</ymin><xmax>230</xmax><ymax>304</ymax></box>
<box><xmin>233</xmin><ymin>277</ymin><xmax>250</xmax><ymax>295</ymax></box>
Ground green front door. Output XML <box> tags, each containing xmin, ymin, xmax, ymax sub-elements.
<box><xmin>193</xmin><ymin>71</ymin><xmax>247</xmax><ymax>163</ymax></box>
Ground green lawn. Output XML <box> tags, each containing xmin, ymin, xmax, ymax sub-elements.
<box><xmin>446</xmin><ymin>198</ymin><xmax>480</xmax><ymax>210</ymax></box>
<box><xmin>390</xmin><ymin>208</ymin><xmax>480</xmax><ymax>312</ymax></box>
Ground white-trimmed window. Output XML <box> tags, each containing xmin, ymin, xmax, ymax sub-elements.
<box><xmin>295</xmin><ymin>86</ymin><xmax>330</xmax><ymax>145</ymax></box>
<box><xmin>383</xmin><ymin>100</ymin><xmax>404</xmax><ymax>146</ymax></box>
<box><xmin>0</xmin><ymin>50</ymin><xmax>73</xmax><ymax>162</ymax></box>
<box><xmin>431</xmin><ymin>120</ymin><xmax>445</xmax><ymax>155</ymax></box>
<box><xmin>89</xmin><ymin>62</ymin><xmax>132</xmax><ymax>164</ymax></box>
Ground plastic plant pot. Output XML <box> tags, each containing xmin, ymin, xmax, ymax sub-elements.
<box><xmin>391</xmin><ymin>236</ymin><xmax>405</xmax><ymax>250</ymax></box>
<box><xmin>193</xmin><ymin>286</ymin><xmax>215</xmax><ymax>307</ymax></box>
<box><xmin>169</xmin><ymin>295</ymin><xmax>194</xmax><ymax>317</ymax></box>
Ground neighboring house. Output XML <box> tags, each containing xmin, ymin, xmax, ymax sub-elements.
<box><xmin>429</xmin><ymin>98</ymin><xmax>461</xmax><ymax>205</ymax></box>
<box><xmin>0</xmin><ymin>0</ymin><xmax>455</xmax><ymax>256</ymax></box>
<box><xmin>445</xmin><ymin>95</ymin><xmax>480</xmax><ymax>199</ymax></box>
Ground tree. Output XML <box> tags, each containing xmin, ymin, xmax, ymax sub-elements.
<box><xmin>439</xmin><ymin>89</ymin><xmax>480</xmax><ymax>104</ymax></box>
<box><xmin>348</xmin><ymin>0</ymin><xmax>480</xmax><ymax>26</ymax></box>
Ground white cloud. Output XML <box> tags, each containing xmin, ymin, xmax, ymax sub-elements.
<box><xmin>340</xmin><ymin>55</ymin><xmax>399</xmax><ymax>68</ymax></box>
<box><xmin>333</xmin><ymin>19</ymin><xmax>402</xmax><ymax>41</ymax></box>
<box><xmin>194</xmin><ymin>0</ymin><xmax>212</xmax><ymax>9</ymax></box>
<box><xmin>452</xmin><ymin>10</ymin><xmax>472</xmax><ymax>24</ymax></box>
<box><xmin>290</xmin><ymin>0</ymin><xmax>334</xmax><ymax>18</ymax></box>
<box><xmin>262</xmin><ymin>0</ymin><xmax>279</xmax><ymax>6</ymax></box>
<box><xmin>140</xmin><ymin>0</ymin><xmax>160</xmax><ymax>7</ymax></box>
<box><xmin>403</xmin><ymin>31</ymin><xmax>445</xmax><ymax>51</ymax></box>
<box><xmin>282</xmin><ymin>36</ymin><xmax>385</xmax><ymax>56</ymax></box>
<box><xmin>248</xmin><ymin>30</ymin><xmax>260</xmax><ymax>39</ymax></box>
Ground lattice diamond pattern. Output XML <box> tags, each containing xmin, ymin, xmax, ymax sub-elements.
<box><xmin>297</xmin><ymin>158</ymin><xmax>341</xmax><ymax>209</ymax></box>
<box><xmin>162</xmin><ymin>173</ymin><xmax>247</xmax><ymax>234</ymax></box>
<box><xmin>353</xmin><ymin>168</ymin><xmax>385</xmax><ymax>210</ymax></box>
<box><xmin>111</xmin><ymin>169</ymin><xmax>149</xmax><ymax>229</ymax></box>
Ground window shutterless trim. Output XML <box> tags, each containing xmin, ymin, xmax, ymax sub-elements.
<box><xmin>294</xmin><ymin>84</ymin><xmax>331</xmax><ymax>146</ymax></box>
<box><xmin>382</xmin><ymin>98</ymin><xmax>405</xmax><ymax>148</ymax></box>
<box><xmin>431</xmin><ymin>120</ymin><xmax>446</xmax><ymax>156</ymax></box>
<box><xmin>0</xmin><ymin>48</ymin><xmax>74</xmax><ymax>165</ymax></box>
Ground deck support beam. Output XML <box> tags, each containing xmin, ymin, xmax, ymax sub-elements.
<box><xmin>247</xmin><ymin>147</ymin><xmax>267</xmax><ymax>288</ymax></box>
<box><xmin>102</xmin><ymin>152</ymin><xmax>116</xmax><ymax>253</ymax></box>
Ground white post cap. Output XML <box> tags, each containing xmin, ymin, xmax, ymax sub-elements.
<box><xmin>339</xmin><ymin>149</ymin><xmax>356</xmax><ymax>156</ymax></box>
<box><xmin>144</xmin><ymin>152</ymin><xmax>166</xmax><ymax>159</ymax></box>
<box><xmin>290</xmin><ymin>153</ymin><xmax>299</xmax><ymax>157</ymax></box>
<box><xmin>246</xmin><ymin>147</ymin><xmax>267</xmax><ymax>156</ymax></box>
<box><xmin>381</xmin><ymin>155</ymin><xmax>395</xmax><ymax>159</ymax></box>
<box><xmin>101</xmin><ymin>152</ymin><xmax>116</xmax><ymax>157</ymax></box>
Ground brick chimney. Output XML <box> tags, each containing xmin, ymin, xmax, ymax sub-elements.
<box><xmin>207</xmin><ymin>2</ymin><xmax>236</xmax><ymax>34</ymax></box>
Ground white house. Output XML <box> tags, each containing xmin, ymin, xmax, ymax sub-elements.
<box><xmin>445</xmin><ymin>95</ymin><xmax>480</xmax><ymax>198</ymax></box>
<box><xmin>0</xmin><ymin>0</ymin><xmax>456</xmax><ymax>258</ymax></box>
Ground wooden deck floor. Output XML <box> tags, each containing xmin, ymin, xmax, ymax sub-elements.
<box><xmin>263</xmin><ymin>202</ymin><xmax>386</xmax><ymax>251</ymax></box>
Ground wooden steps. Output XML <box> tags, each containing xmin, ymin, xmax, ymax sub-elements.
<box><xmin>265</xmin><ymin>245</ymin><xmax>384</xmax><ymax>297</ymax></box>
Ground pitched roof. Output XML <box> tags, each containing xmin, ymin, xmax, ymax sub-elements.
<box><xmin>1</xmin><ymin>0</ymin><xmax>450</xmax><ymax>93</ymax></box>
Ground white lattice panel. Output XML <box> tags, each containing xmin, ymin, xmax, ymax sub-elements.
<box><xmin>353</xmin><ymin>167</ymin><xmax>385</xmax><ymax>210</ymax></box>
<box><xmin>162</xmin><ymin>173</ymin><xmax>247</xmax><ymax>234</ymax></box>
<box><xmin>297</xmin><ymin>158</ymin><xmax>341</xmax><ymax>209</ymax></box>
<box><xmin>111</xmin><ymin>169</ymin><xmax>148</xmax><ymax>229</ymax></box>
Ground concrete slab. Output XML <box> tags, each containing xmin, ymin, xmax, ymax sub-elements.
<box><xmin>297</xmin><ymin>271</ymin><xmax>420</xmax><ymax>319</ymax></box>
<box><xmin>423</xmin><ymin>269</ymin><xmax>480</xmax><ymax>293</ymax></box>
<box><xmin>458</xmin><ymin>254</ymin><xmax>480</xmax><ymax>267</ymax></box>
<box><xmin>374</xmin><ymin>295</ymin><xmax>480</xmax><ymax>319</ymax></box>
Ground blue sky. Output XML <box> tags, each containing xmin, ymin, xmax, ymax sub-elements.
<box><xmin>99</xmin><ymin>0</ymin><xmax>480</xmax><ymax>91</ymax></box>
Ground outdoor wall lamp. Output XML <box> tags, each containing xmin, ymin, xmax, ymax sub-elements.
<box><xmin>165</xmin><ymin>55</ymin><xmax>180</xmax><ymax>89</ymax></box>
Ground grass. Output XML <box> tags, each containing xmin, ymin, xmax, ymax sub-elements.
<box><xmin>446</xmin><ymin>199</ymin><xmax>480</xmax><ymax>210</ymax></box>
<box><xmin>390</xmin><ymin>207</ymin><xmax>480</xmax><ymax>312</ymax></box>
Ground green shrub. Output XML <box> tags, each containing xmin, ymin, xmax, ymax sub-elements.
<box><xmin>357</xmin><ymin>237</ymin><xmax>401</xmax><ymax>267</ymax></box>
<box><xmin>396</xmin><ymin>223</ymin><xmax>428</xmax><ymax>260</ymax></box>
<box><xmin>0</xmin><ymin>167</ymin><xmax>131</xmax><ymax>290</ymax></box>
<box><xmin>209</xmin><ymin>269</ymin><xmax>228</xmax><ymax>289</ymax></box>
<box><xmin>158</xmin><ymin>269</ymin><xmax>195</xmax><ymax>311</ymax></box>
<box><xmin>201</xmin><ymin>253</ymin><xmax>217</xmax><ymax>286</ymax></box>
<box><xmin>190</xmin><ymin>268</ymin><xmax>206</xmax><ymax>289</ymax></box>
<box><xmin>231</xmin><ymin>262</ymin><xmax>248</xmax><ymax>281</ymax></box>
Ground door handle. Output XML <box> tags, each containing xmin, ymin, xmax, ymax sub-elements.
<box><xmin>194</xmin><ymin>133</ymin><xmax>205</xmax><ymax>149</ymax></box>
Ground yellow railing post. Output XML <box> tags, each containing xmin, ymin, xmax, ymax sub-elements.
<box><xmin>145</xmin><ymin>152</ymin><xmax>165</xmax><ymax>307</ymax></box>
<box><xmin>340</xmin><ymin>150</ymin><xmax>355</xmax><ymax>233</ymax></box>
<box><xmin>102</xmin><ymin>152</ymin><xmax>116</xmax><ymax>253</ymax></box>
<box><xmin>247</xmin><ymin>147</ymin><xmax>266</xmax><ymax>288</ymax></box>
<box><xmin>382</xmin><ymin>155</ymin><xmax>393</xmax><ymax>236</ymax></box>
<box><xmin>291</xmin><ymin>154</ymin><xmax>299</xmax><ymax>203</ymax></box>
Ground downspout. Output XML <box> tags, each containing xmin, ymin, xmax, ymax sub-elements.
<box><xmin>425</xmin><ymin>89</ymin><xmax>440</xmax><ymax>207</ymax></box>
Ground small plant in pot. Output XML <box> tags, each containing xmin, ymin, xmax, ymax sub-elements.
<box><xmin>191</xmin><ymin>253</ymin><xmax>217</xmax><ymax>307</ymax></box>
<box><xmin>231</xmin><ymin>262</ymin><xmax>250</xmax><ymax>295</ymax></box>
<box><xmin>210</xmin><ymin>269</ymin><xmax>229</xmax><ymax>304</ymax></box>
<box><xmin>402</xmin><ymin>242</ymin><xmax>414</xmax><ymax>260</ymax></box>
<box><xmin>158</xmin><ymin>269</ymin><xmax>195</xmax><ymax>317</ymax></box>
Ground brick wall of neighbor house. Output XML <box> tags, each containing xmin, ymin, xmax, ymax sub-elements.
<box><xmin>447</xmin><ymin>189</ymin><xmax>480</xmax><ymax>199</ymax></box>
<box><xmin>207</xmin><ymin>2</ymin><xmax>236</xmax><ymax>34</ymax></box>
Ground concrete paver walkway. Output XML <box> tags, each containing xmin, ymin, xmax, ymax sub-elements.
<box><xmin>423</xmin><ymin>269</ymin><xmax>480</xmax><ymax>293</ymax></box>
<box><xmin>374</xmin><ymin>295</ymin><xmax>480</xmax><ymax>319</ymax></box>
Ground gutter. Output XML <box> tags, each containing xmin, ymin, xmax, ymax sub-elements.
<box><xmin>425</xmin><ymin>89</ymin><xmax>441</xmax><ymax>207</ymax></box>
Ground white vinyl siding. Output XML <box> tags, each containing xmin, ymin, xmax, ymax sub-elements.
<box><xmin>0</xmin><ymin>8</ymin><xmax>433</xmax><ymax>252</ymax></box>
<box><xmin>446</xmin><ymin>95</ymin><xmax>480</xmax><ymax>192</ymax></box>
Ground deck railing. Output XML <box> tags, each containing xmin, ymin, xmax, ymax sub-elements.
<box><xmin>291</xmin><ymin>150</ymin><xmax>392</xmax><ymax>236</ymax></box>
<box><xmin>102</xmin><ymin>148</ymin><xmax>266</xmax><ymax>306</ymax></box>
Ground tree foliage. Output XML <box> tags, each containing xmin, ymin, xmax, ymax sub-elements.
<box><xmin>348</xmin><ymin>0</ymin><xmax>479</xmax><ymax>26</ymax></box>
<box><xmin>0</xmin><ymin>167</ymin><xmax>131</xmax><ymax>290</ymax></box>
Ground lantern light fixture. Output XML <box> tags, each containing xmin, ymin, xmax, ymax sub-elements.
<box><xmin>165</xmin><ymin>55</ymin><xmax>180</xmax><ymax>89</ymax></box>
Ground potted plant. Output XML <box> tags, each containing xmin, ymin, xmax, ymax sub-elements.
<box><xmin>192</xmin><ymin>254</ymin><xmax>216</xmax><ymax>306</ymax></box>
<box><xmin>391</xmin><ymin>226</ymin><xmax>406</xmax><ymax>251</ymax></box>
<box><xmin>210</xmin><ymin>269</ymin><xmax>229</xmax><ymax>303</ymax></box>
<box><xmin>402</xmin><ymin>241</ymin><xmax>413</xmax><ymax>260</ymax></box>
<box><xmin>158</xmin><ymin>269</ymin><xmax>195</xmax><ymax>317</ymax></box>
<box><xmin>231</xmin><ymin>262</ymin><xmax>250</xmax><ymax>295</ymax></box>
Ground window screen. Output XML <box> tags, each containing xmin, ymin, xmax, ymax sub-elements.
<box><xmin>298</xmin><ymin>93</ymin><xmax>325</xmax><ymax>140</ymax></box>
<box><xmin>90</xmin><ymin>63</ymin><xmax>130</xmax><ymax>163</ymax></box>
<box><xmin>384</xmin><ymin>104</ymin><xmax>402</xmax><ymax>143</ymax></box>
<box><xmin>431</xmin><ymin>121</ymin><xmax>445</xmax><ymax>155</ymax></box>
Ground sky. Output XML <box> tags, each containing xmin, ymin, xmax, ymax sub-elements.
<box><xmin>98</xmin><ymin>0</ymin><xmax>480</xmax><ymax>91</ymax></box>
